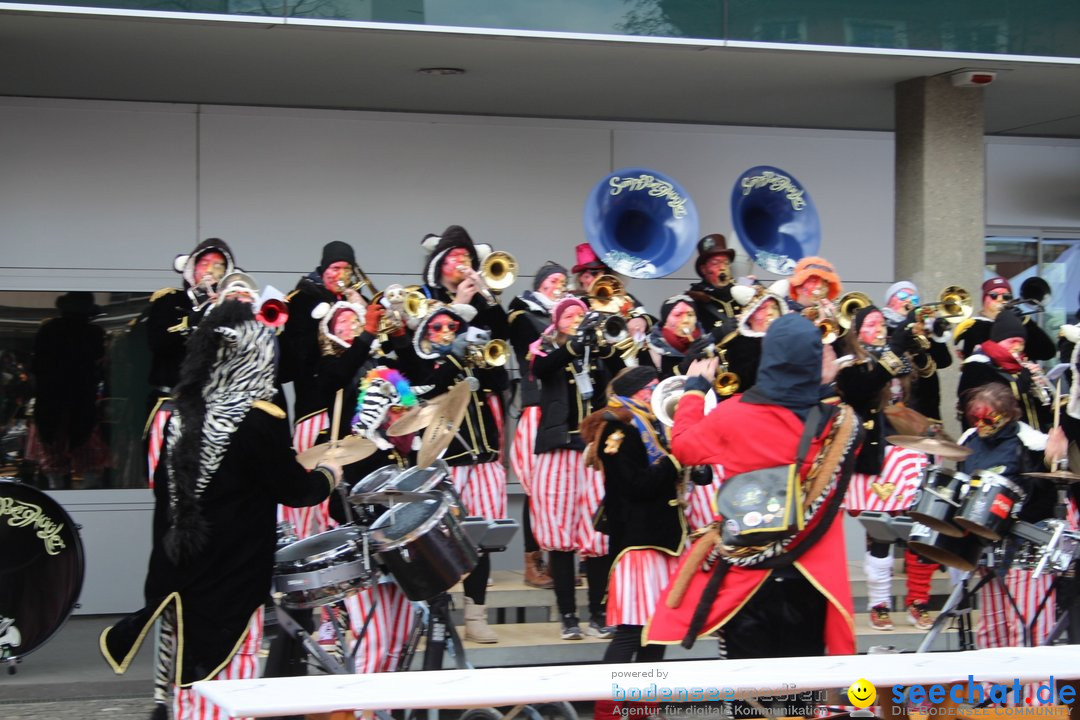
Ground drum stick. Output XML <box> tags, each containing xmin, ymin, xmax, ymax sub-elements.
<box><xmin>1054</xmin><ymin>378</ymin><xmax>1062</xmax><ymax>429</ymax></box>
<box><xmin>330</xmin><ymin>388</ymin><xmax>343</xmax><ymax>445</ymax></box>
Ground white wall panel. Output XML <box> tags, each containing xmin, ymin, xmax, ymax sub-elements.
<box><xmin>0</xmin><ymin>98</ymin><xmax>197</xmax><ymax>288</ymax></box>
<box><xmin>986</xmin><ymin>138</ymin><xmax>1080</xmax><ymax>229</ymax></box>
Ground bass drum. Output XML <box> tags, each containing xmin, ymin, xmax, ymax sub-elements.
<box><xmin>0</xmin><ymin>479</ymin><xmax>85</xmax><ymax>662</ymax></box>
<box><xmin>907</xmin><ymin>521</ymin><xmax>987</xmax><ymax>572</ymax></box>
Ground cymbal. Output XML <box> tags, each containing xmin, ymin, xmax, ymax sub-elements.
<box><xmin>348</xmin><ymin>489</ymin><xmax>435</xmax><ymax>505</ymax></box>
<box><xmin>1023</xmin><ymin>470</ymin><xmax>1080</xmax><ymax>483</ymax></box>
<box><xmin>296</xmin><ymin>435</ymin><xmax>377</xmax><ymax>470</ymax></box>
<box><xmin>886</xmin><ymin>435</ymin><xmax>972</xmax><ymax>460</ymax></box>
<box><xmin>418</xmin><ymin>381</ymin><xmax>472</xmax><ymax>468</ymax></box>
<box><xmin>387</xmin><ymin>402</ymin><xmax>439</xmax><ymax>437</ymax></box>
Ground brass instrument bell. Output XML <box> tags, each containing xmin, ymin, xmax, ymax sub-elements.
<box><xmin>480</xmin><ymin>251</ymin><xmax>518</xmax><ymax>292</ymax></box>
<box><xmin>836</xmin><ymin>291</ymin><xmax>873</xmax><ymax>331</ymax></box>
<box><xmin>587</xmin><ymin>274</ymin><xmax>627</xmax><ymax>315</ymax></box>
<box><xmin>468</xmin><ymin>339</ymin><xmax>510</xmax><ymax>368</ymax></box>
<box><xmin>939</xmin><ymin>285</ymin><xmax>972</xmax><ymax>323</ymax></box>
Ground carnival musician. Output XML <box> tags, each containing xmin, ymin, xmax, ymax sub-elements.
<box><xmin>646</xmin><ymin>315</ymin><xmax>860</xmax><ymax>718</ymax></box>
<box><xmin>785</xmin><ymin>255</ymin><xmax>842</xmax><ymax>314</ymax></box>
<box><xmin>419</xmin><ymin>226</ymin><xmax>510</xmax><ymax>340</ymax></box>
<box><xmin>958</xmin><ymin>308</ymin><xmax>1053</xmax><ymax>433</ymax></box>
<box><xmin>507</xmin><ymin>262</ymin><xmax>569</xmax><ymax>590</ymax></box>
<box><xmin>881</xmin><ymin>281</ymin><xmax>954</xmax><ymax>422</ymax></box>
<box><xmin>528</xmin><ymin>296</ymin><xmax>615</xmax><ymax>640</ymax></box>
<box><xmin>640</xmin><ymin>295</ymin><xmax>703</xmax><ymax>378</ymax></box>
<box><xmin>958</xmin><ymin>383</ymin><xmax>1063</xmax><ymax>692</ymax></box>
<box><xmin>718</xmin><ymin>284</ymin><xmax>788</xmax><ymax>395</ymax></box>
<box><xmin>582</xmin><ymin>366</ymin><xmax>700</xmax><ymax>720</ymax></box>
<box><xmin>955</xmin><ymin>277</ymin><xmax>1055</xmax><ymax>361</ymax></box>
<box><xmin>686</xmin><ymin>234</ymin><xmax>743</xmax><ymax>332</ymax></box>
<box><xmin>101</xmin><ymin>300</ymin><xmax>340</xmax><ymax>720</ymax></box>
<box><xmin>145</xmin><ymin>238</ymin><xmax>237</xmax><ymax>482</ymax></box>
<box><xmin>569</xmin><ymin>242</ymin><xmax>652</xmax><ymax>341</ymax></box>
<box><xmin>391</xmin><ymin>304</ymin><xmax>507</xmax><ymax>643</ymax></box>
<box><xmin>836</xmin><ymin>304</ymin><xmax>939</xmax><ymax>632</ymax></box>
<box><xmin>279</xmin><ymin>242</ymin><xmax>370</xmax><ymax>460</ymax></box>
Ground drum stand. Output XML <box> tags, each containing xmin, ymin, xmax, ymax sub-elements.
<box><xmin>917</xmin><ymin>570</ymin><xmax>977</xmax><ymax>653</ymax></box>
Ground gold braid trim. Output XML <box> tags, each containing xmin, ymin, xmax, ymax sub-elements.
<box><xmin>801</xmin><ymin>403</ymin><xmax>856</xmax><ymax>509</ymax></box>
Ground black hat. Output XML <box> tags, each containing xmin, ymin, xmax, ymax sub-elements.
<box><xmin>318</xmin><ymin>241</ymin><xmax>357</xmax><ymax>274</ymax></box>
<box><xmin>55</xmin><ymin>291</ymin><xmax>102</xmax><ymax>316</ymax></box>
<box><xmin>659</xmin><ymin>294</ymin><xmax>696</xmax><ymax>327</ymax></box>
<box><xmin>421</xmin><ymin>226</ymin><xmax>492</xmax><ymax>287</ymax></box>
<box><xmin>991</xmin><ymin>308</ymin><xmax>1025</xmax><ymax>342</ymax></box>
<box><xmin>610</xmin><ymin>366</ymin><xmax>658</xmax><ymax>397</ymax></box>
<box><xmin>533</xmin><ymin>262</ymin><xmax>568</xmax><ymax>291</ymax></box>
<box><xmin>852</xmin><ymin>304</ymin><xmax>881</xmax><ymax>335</ymax></box>
<box><xmin>694</xmin><ymin>234</ymin><xmax>735</xmax><ymax>279</ymax></box>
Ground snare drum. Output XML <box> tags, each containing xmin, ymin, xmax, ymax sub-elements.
<box><xmin>907</xmin><ymin>467</ymin><xmax>969</xmax><ymax>537</ymax></box>
<box><xmin>907</xmin><ymin>521</ymin><xmax>987</xmax><ymax>572</ymax></box>
<box><xmin>272</xmin><ymin>525</ymin><xmax>373</xmax><ymax>609</ymax></box>
<box><xmin>369</xmin><ymin>496</ymin><xmax>478</xmax><ymax>602</ymax></box>
<box><xmin>351</xmin><ymin>464</ymin><xmax>401</xmax><ymax>497</ymax></box>
<box><xmin>0</xmin><ymin>479</ymin><xmax>85</xmax><ymax>662</ymax></box>
<box><xmin>953</xmin><ymin>471</ymin><xmax>1026</xmax><ymax>541</ymax></box>
<box><xmin>387</xmin><ymin>462</ymin><xmax>462</xmax><ymax>513</ymax></box>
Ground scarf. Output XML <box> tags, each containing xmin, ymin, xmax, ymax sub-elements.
<box><xmin>980</xmin><ymin>340</ymin><xmax>1023</xmax><ymax>373</ymax></box>
<box><xmin>661</xmin><ymin>327</ymin><xmax>698</xmax><ymax>354</ymax></box>
<box><xmin>607</xmin><ymin>394</ymin><xmax>668</xmax><ymax>465</ymax></box>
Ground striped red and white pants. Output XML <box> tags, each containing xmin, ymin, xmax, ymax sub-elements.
<box><xmin>281</xmin><ymin>411</ymin><xmax>331</xmax><ymax>539</ymax></box>
<box><xmin>530</xmin><ymin>448</ymin><xmax>608</xmax><ymax>557</ymax></box>
<box><xmin>844</xmin><ymin>446</ymin><xmax>929</xmax><ymax>512</ymax></box>
<box><xmin>146</xmin><ymin>404</ymin><xmax>172</xmax><ymax>487</ymax></box>
<box><xmin>449</xmin><ymin>461</ymin><xmax>507</xmax><ymax>520</ymax></box>
<box><xmin>684</xmin><ymin>464</ymin><xmax>726</xmax><ymax>532</ymax></box>
<box><xmin>606</xmin><ymin>548</ymin><xmax>680</xmax><ymax>627</ymax></box>
<box><xmin>510</xmin><ymin>405</ymin><xmax>541</xmax><ymax>495</ymax></box>
<box><xmin>173</xmin><ymin>606</ymin><xmax>263</xmax><ymax>720</ymax></box>
<box><xmin>344</xmin><ymin>581</ymin><xmax>416</xmax><ymax>674</ymax></box>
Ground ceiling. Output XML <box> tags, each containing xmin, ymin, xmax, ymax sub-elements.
<box><xmin>3</xmin><ymin>7</ymin><xmax>1080</xmax><ymax>137</ymax></box>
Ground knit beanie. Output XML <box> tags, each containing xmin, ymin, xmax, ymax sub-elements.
<box><xmin>611</xmin><ymin>366</ymin><xmax>658</xmax><ymax>397</ymax></box>
<box><xmin>533</xmin><ymin>262</ymin><xmax>569</xmax><ymax>291</ymax></box>
<box><xmin>990</xmin><ymin>309</ymin><xmax>1025</xmax><ymax>342</ymax></box>
<box><xmin>659</xmin><ymin>294</ymin><xmax>695</xmax><ymax>327</ymax></box>
<box><xmin>318</xmin><ymin>241</ymin><xmax>357</xmax><ymax>274</ymax></box>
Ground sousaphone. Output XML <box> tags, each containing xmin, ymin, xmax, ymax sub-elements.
<box><xmin>730</xmin><ymin>165</ymin><xmax>820</xmax><ymax>276</ymax></box>
<box><xmin>583</xmin><ymin>168</ymin><xmax>700</xmax><ymax>279</ymax></box>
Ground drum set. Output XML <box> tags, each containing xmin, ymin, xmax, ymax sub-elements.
<box><xmin>269</xmin><ymin>458</ymin><xmax>518</xmax><ymax>678</ymax></box>
<box><xmin>859</xmin><ymin>435</ymin><xmax>1080</xmax><ymax>651</ymax></box>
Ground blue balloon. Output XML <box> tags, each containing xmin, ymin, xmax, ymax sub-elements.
<box><xmin>730</xmin><ymin>165</ymin><xmax>820</xmax><ymax>276</ymax></box>
<box><xmin>583</xmin><ymin>168</ymin><xmax>699</xmax><ymax>279</ymax></box>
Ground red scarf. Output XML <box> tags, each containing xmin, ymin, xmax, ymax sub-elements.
<box><xmin>662</xmin><ymin>327</ymin><xmax>699</xmax><ymax>354</ymax></box>
<box><xmin>980</xmin><ymin>340</ymin><xmax>1023</xmax><ymax>373</ymax></box>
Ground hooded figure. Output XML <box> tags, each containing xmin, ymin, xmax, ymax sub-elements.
<box><xmin>645</xmin><ymin>313</ymin><xmax>861</xmax><ymax>666</ymax></box>
<box><xmin>417</xmin><ymin>226</ymin><xmax>508</xmax><ymax>342</ymax></box>
<box><xmin>100</xmin><ymin>300</ymin><xmax>335</xmax><ymax>706</ymax></box>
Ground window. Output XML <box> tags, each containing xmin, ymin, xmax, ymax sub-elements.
<box><xmin>754</xmin><ymin>18</ymin><xmax>807</xmax><ymax>44</ymax></box>
<box><xmin>844</xmin><ymin>18</ymin><xmax>908</xmax><ymax>49</ymax></box>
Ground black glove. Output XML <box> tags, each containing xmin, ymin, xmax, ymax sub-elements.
<box><xmin>932</xmin><ymin>317</ymin><xmax>951</xmax><ymax>338</ymax></box>
<box><xmin>889</xmin><ymin>324</ymin><xmax>923</xmax><ymax>354</ymax></box>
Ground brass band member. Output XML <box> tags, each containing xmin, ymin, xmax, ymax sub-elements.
<box><xmin>528</xmin><ymin>296</ymin><xmax>615</xmax><ymax>640</ymax></box>
<box><xmin>419</xmin><ymin>226</ymin><xmax>510</xmax><ymax>341</ymax></box>
<box><xmin>641</xmin><ymin>295</ymin><xmax>702</xmax><ymax>378</ymax></box>
<box><xmin>958</xmin><ymin>308</ymin><xmax>1053</xmax><ymax>433</ymax></box>
<box><xmin>507</xmin><ymin>262</ymin><xmax>568</xmax><ymax>589</ymax></box>
<box><xmin>954</xmin><ymin>277</ymin><xmax>1055</xmax><ymax>361</ymax></box>
<box><xmin>837</xmin><ymin>305</ymin><xmax>937</xmax><ymax>632</ymax></box>
<box><xmin>392</xmin><ymin>305</ymin><xmax>507</xmax><ymax>643</ymax></box>
<box><xmin>786</xmin><ymin>256</ymin><xmax>842</xmax><ymax>313</ymax></box>
<box><xmin>881</xmin><ymin>281</ymin><xmax>953</xmax><ymax>422</ymax></box>
<box><xmin>570</xmin><ymin>242</ymin><xmax>652</xmax><ymax>339</ymax></box>
<box><xmin>721</xmin><ymin>284</ymin><xmax>788</xmax><ymax>395</ymax></box>
<box><xmin>686</xmin><ymin>234</ymin><xmax>743</xmax><ymax>332</ymax></box>
<box><xmin>145</xmin><ymin>238</ymin><xmax>237</xmax><ymax>484</ymax></box>
<box><xmin>279</xmin><ymin>241</ymin><xmax>369</xmax><ymax>458</ymax></box>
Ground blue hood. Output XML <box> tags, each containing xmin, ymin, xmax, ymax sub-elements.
<box><xmin>751</xmin><ymin>313</ymin><xmax>823</xmax><ymax>415</ymax></box>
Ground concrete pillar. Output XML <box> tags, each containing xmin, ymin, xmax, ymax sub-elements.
<box><xmin>894</xmin><ymin>76</ymin><xmax>986</xmax><ymax>431</ymax></box>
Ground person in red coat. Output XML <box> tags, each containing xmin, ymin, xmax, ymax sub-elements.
<box><xmin>645</xmin><ymin>314</ymin><xmax>861</xmax><ymax>679</ymax></box>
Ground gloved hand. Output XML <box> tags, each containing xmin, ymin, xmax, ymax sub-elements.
<box><xmin>932</xmin><ymin>316</ymin><xmax>951</xmax><ymax>338</ymax></box>
<box><xmin>364</xmin><ymin>304</ymin><xmax>385</xmax><ymax>335</ymax></box>
<box><xmin>689</xmin><ymin>465</ymin><xmax>714</xmax><ymax>486</ymax></box>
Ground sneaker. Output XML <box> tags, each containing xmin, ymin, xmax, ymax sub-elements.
<box><xmin>907</xmin><ymin>601</ymin><xmax>933</xmax><ymax>630</ymax></box>
<box><xmin>585</xmin><ymin>617</ymin><xmax>616</xmax><ymax>639</ymax></box>
<box><xmin>560</xmin><ymin>614</ymin><xmax>583</xmax><ymax>640</ymax></box>
<box><xmin>869</xmin><ymin>604</ymin><xmax>894</xmax><ymax>631</ymax></box>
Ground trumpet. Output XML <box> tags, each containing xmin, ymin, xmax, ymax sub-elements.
<box><xmin>373</xmin><ymin>284</ymin><xmax>429</xmax><ymax>337</ymax></box>
<box><xmin>466</xmin><ymin>338</ymin><xmax>510</xmax><ymax>368</ymax></box>
<box><xmin>481</xmin><ymin>251</ymin><xmax>517</xmax><ymax>293</ymax></box>
<box><xmin>836</xmin><ymin>291</ymin><xmax>873</xmax><ymax>332</ymax></box>
<box><xmin>914</xmin><ymin>286</ymin><xmax>973</xmax><ymax>324</ymax></box>
<box><xmin>802</xmin><ymin>304</ymin><xmax>839</xmax><ymax>344</ymax></box>
<box><xmin>587</xmin><ymin>274</ymin><xmax>630</xmax><ymax>315</ymax></box>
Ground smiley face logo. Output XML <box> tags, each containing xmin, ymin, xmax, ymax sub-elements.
<box><xmin>848</xmin><ymin>679</ymin><xmax>876</xmax><ymax>708</ymax></box>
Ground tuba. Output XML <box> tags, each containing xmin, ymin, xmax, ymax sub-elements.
<box><xmin>583</xmin><ymin>168</ymin><xmax>699</xmax><ymax>279</ymax></box>
<box><xmin>730</xmin><ymin>165</ymin><xmax>820</xmax><ymax>276</ymax></box>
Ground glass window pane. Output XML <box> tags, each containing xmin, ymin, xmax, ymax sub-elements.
<box><xmin>1</xmin><ymin>291</ymin><xmax>151</xmax><ymax>490</ymax></box>
<box><xmin>1038</xmin><ymin>238</ymin><xmax>1080</xmax><ymax>348</ymax></box>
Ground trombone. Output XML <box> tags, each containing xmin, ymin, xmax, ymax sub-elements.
<box><xmin>912</xmin><ymin>286</ymin><xmax>972</xmax><ymax>324</ymax></box>
<box><xmin>586</xmin><ymin>275</ymin><xmax>630</xmax><ymax>316</ymax></box>
<box><xmin>472</xmin><ymin>251</ymin><xmax>518</xmax><ymax>307</ymax></box>
<box><xmin>338</xmin><ymin>265</ymin><xmax>379</xmax><ymax>304</ymax></box>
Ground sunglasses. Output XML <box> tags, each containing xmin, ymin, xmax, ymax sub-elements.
<box><xmin>971</xmin><ymin>411</ymin><xmax>1005</xmax><ymax>428</ymax></box>
<box><xmin>430</xmin><ymin>320</ymin><xmax>460</xmax><ymax>333</ymax></box>
<box><xmin>988</xmin><ymin>291</ymin><xmax>1012</xmax><ymax>301</ymax></box>
<box><xmin>894</xmin><ymin>290</ymin><xmax>920</xmax><ymax>304</ymax></box>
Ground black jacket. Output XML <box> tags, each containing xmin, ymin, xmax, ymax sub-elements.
<box><xmin>279</xmin><ymin>275</ymin><xmax>343</xmax><ymax>418</ymax></box>
<box><xmin>958</xmin><ymin>354</ymin><xmax>1051</xmax><ymax>432</ymax></box>
<box><xmin>508</xmin><ymin>292</ymin><xmax>551</xmax><ymax>408</ymax></box>
<box><xmin>531</xmin><ymin>338</ymin><xmax>609</xmax><ymax>454</ymax></box>
<box><xmin>687</xmin><ymin>281</ymin><xmax>742</xmax><ymax>332</ymax></box>
<box><xmin>101</xmin><ymin>405</ymin><xmax>333</xmax><ymax>686</ymax></box>
<box><xmin>146</xmin><ymin>288</ymin><xmax>205</xmax><ymax>393</ymax></box>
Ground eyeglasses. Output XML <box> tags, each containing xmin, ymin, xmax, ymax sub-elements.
<box><xmin>431</xmin><ymin>320</ymin><xmax>459</xmax><ymax>333</ymax></box>
<box><xmin>988</xmin><ymin>291</ymin><xmax>1012</xmax><ymax>301</ymax></box>
<box><xmin>894</xmin><ymin>290</ymin><xmax>920</xmax><ymax>305</ymax></box>
<box><xmin>971</xmin><ymin>411</ymin><xmax>1005</xmax><ymax>428</ymax></box>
